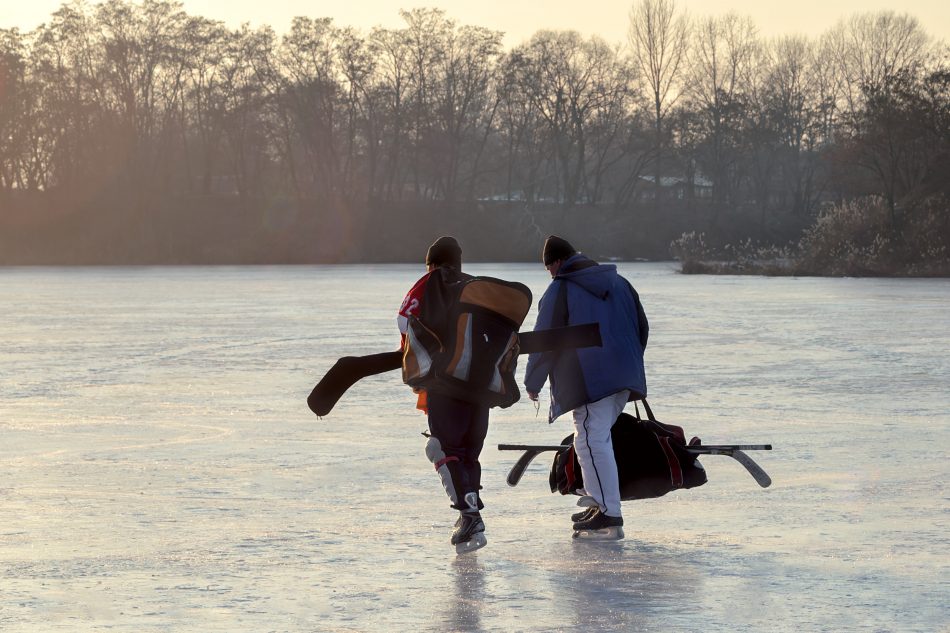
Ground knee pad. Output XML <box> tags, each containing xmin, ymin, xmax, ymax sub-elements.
<box><xmin>425</xmin><ymin>435</ymin><xmax>445</xmax><ymax>464</ymax></box>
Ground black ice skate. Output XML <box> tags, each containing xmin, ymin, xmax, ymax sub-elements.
<box><xmin>572</xmin><ymin>508</ymin><xmax>624</xmax><ymax>541</ymax></box>
<box><xmin>452</xmin><ymin>492</ymin><xmax>487</xmax><ymax>555</ymax></box>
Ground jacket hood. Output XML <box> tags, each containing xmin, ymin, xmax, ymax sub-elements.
<box><xmin>556</xmin><ymin>254</ymin><xmax>616</xmax><ymax>299</ymax></box>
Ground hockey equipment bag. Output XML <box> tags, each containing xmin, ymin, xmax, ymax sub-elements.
<box><xmin>550</xmin><ymin>402</ymin><xmax>708</xmax><ymax>501</ymax></box>
<box><xmin>402</xmin><ymin>275</ymin><xmax>532</xmax><ymax>408</ymax></box>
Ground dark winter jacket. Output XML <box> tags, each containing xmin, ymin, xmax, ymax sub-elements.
<box><xmin>524</xmin><ymin>254</ymin><xmax>648</xmax><ymax>421</ymax></box>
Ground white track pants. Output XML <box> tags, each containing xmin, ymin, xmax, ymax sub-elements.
<box><xmin>572</xmin><ymin>390</ymin><xmax>629</xmax><ymax>518</ymax></box>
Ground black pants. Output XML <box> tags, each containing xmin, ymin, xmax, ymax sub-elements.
<box><xmin>427</xmin><ymin>392</ymin><xmax>490</xmax><ymax>510</ymax></box>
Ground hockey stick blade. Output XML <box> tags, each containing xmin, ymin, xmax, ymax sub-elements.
<box><xmin>700</xmin><ymin>448</ymin><xmax>772</xmax><ymax>488</ymax></box>
<box><xmin>730</xmin><ymin>450</ymin><xmax>772</xmax><ymax>488</ymax></box>
<box><xmin>506</xmin><ymin>450</ymin><xmax>547</xmax><ymax>486</ymax></box>
<box><xmin>308</xmin><ymin>351</ymin><xmax>401</xmax><ymax>416</ymax></box>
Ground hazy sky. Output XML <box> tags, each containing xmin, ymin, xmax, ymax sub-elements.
<box><xmin>4</xmin><ymin>0</ymin><xmax>949</xmax><ymax>46</ymax></box>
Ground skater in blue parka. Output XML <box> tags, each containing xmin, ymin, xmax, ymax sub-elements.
<box><xmin>525</xmin><ymin>236</ymin><xmax>649</xmax><ymax>539</ymax></box>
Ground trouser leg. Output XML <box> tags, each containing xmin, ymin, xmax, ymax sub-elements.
<box><xmin>572</xmin><ymin>390</ymin><xmax>629</xmax><ymax>517</ymax></box>
<box><xmin>459</xmin><ymin>402</ymin><xmax>488</xmax><ymax>500</ymax></box>
<box><xmin>426</xmin><ymin>392</ymin><xmax>489</xmax><ymax>511</ymax></box>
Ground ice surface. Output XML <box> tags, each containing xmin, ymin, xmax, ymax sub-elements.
<box><xmin>1</xmin><ymin>264</ymin><xmax>947</xmax><ymax>632</ymax></box>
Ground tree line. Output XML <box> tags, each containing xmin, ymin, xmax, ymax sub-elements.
<box><xmin>0</xmin><ymin>0</ymin><xmax>947</xmax><ymax>264</ymax></box>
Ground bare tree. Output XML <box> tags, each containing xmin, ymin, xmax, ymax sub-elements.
<box><xmin>824</xmin><ymin>11</ymin><xmax>934</xmax><ymax>216</ymax></box>
<box><xmin>277</xmin><ymin>17</ymin><xmax>344</xmax><ymax>201</ymax></box>
<box><xmin>627</xmin><ymin>0</ymin><xmax>689</xmax><ymax>204</ymax></box>
<box><xmin>581</xmin><ymin>49</ymin><xmax>640</xmax><ymax>205</ymax></box>
<box><xmin>846</xmin><ymin>66</ymin><xmax>949</xmax><ymax>217</ymax></box>
<box><xmin>686</xmin><ymin>13</ymin><xmax>760</xmax><ymax>209</ymax></box>
<box><xmin>761</xmin><ymin>36</ymin><xmax>828</xmax><ymax>216</ymax></box>
<box><xmin>95</xmin><ymin>0</ymin><xmax>189</xmax><ymax>192</ymax></box>
<box><xmin>494</xmin><ymin>48</ymin><xmax>548</xmax><ymax>202</ymax></box>
<box><xmin>367</xmin><ymin>25</ymin><xmax>411</xmax><ymax>200</ymax></box>
<box><xmin>430</xmin><ymin>24</ymin><xmax>503</xmax><ymax>202</ymax></box>
<box><xmin>401</xmin><ymin>8</ymin><xmax>449</xmax><ymax>199</ymax></box>
<box><xmin>30</xmin><ymin>2</ymin><xmax>107</xmax><ymax>193</ymax></box>
<box><xmin>335</xmin><ymin>26</ymin><xmax>375</xmax><ymax>199</ymax></box>
<box><xmin>0</xmin><ymin>29</ymin><xmax>27</xmax><ymax>192</ymax></box>
<box><xmin>178</xmin><ymin>15</ymin><xmax>230</xmax><ymax>194</ymax></box>
<box><xmin>507</xmin><ymin>31</ymin><xmax>634</xmax><ymax>204</ymax></box>
<box><xmin>828</xmin><ymin>11</ymin><xmax>931</xmax><ymax>117</ymax></box>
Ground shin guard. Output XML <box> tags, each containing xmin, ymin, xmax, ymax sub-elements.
<box><xmin>425</xmin><ymin>436</ymin><xmax>460</xmax><ymax>507</ymax></box>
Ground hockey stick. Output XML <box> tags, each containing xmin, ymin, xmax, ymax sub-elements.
<box><xmin>308</xmin><ymin>323</ymin><xmax>601</xmax><ymax>416</ymax></box>
<box><xmin>498</xmin><ymin>443</ymin><xmax>772</xmax><ymax>452</ymax></box>
<box><xmin>498</xmin><ymin>444</ymin><xmax>773</xmax><ymax>488</ymax></box>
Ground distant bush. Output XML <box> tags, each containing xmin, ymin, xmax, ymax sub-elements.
<box><xmin>794</xmin><ymin>196</ymin><xmax>896</xmax><ymax>276</ymax></box>
<box><xmin>669</xmin><ymin>231</ymin><xmax>710</xmax><ymax>272</ymax></box>
<box><xmin>795</xmin><ymin>196</ymin><xmax>950</xmax><ymax>276</ymax></box>
<box><xmin>672</xmin><ymin>195</ymin><xmax>950</xmax><ymax>277</ymax></box>
<box><xmin>891</xmin><ymin>196</ymin><xmax>950</xmax><ymax>276</ymax></box>
<box><xmin>670</xmin><ymin>231</ymin><xmax>796</xmax><ymax>275</ymax></box>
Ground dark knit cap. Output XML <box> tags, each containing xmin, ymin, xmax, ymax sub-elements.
<box><xmin>425</xmin><ymin>236</ymin><xmax>462</xmax><ymax>269</ymax></box>
<box><xmin>542</xmin><ymin>235</ymin><xmax>576</xmax><ymax>265</ymax></box>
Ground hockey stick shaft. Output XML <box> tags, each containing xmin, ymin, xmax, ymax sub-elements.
<box><xmin>497</xmin><ymin>443</ymin><xmax>772</xmax><ymax>452</ymax></box>
<box><xmin>498</xmin><ymin>444</ymin><xmax>569</xmax><ymax>452</ymax></box>
<box><xmin>688</xmin><ymin>444</ymin><xmax>771</xmax><ymax>453</ymax></box>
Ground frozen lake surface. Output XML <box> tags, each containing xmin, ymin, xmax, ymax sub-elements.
<box><xmin>1</xmin><ymin>263</ymin><xmax>948</xmax><ymax>632</ymax></box>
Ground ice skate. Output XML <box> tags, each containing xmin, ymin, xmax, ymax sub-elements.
<box><xmin>454</xmin><ymin>531</ymin><xmax>487</xmax><ymax>555</ymax></box>
<box><xmin>572</xmin><ymin>508</ymin><xmax>624</xmax><ymax>541</ymax></box>
<box><xmin>452</xmin><ymin>512</ymin><xmax>487</xmax><ymax>555</ymax></box>
<box><xmin>451</xmin><ymin>491</ymin><xmax>486</xmax><ymax>555</ymax></box>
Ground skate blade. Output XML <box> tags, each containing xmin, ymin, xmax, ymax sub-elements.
<box><xmin>455</xmin><ymin>533</ymin><xmax>487</xmax><ymax>555</ymax></box>
<box><xmin>572</xmin><ymin>526</ymin><xmax>624</xmax><ymax>541</ymax></box>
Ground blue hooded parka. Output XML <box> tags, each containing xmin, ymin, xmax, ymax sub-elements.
<box><xmin>524</xmin><ymin>254</ymin><xmax>649</xmax><ymax>422</ymax></box>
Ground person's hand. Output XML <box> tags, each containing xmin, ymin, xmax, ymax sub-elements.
<box><xmin>527</xmin><ymin>391</ymin><xmax>539</xmax><ymax>402</ymax></box>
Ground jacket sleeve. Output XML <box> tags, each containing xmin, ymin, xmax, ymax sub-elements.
<box><xmin>636</xmin><ymin>292</ymin><xmax>648</xmax><ymax>350</ymax></box>
<box><xmin>624</xmin><ymin>278</ymin><xmax>649</xmax><ymax>350</ymax></box>
<box><xmin>523</xmin><ymin>282</ymin><xmax>561</xmax><ymax>393</ymax></box>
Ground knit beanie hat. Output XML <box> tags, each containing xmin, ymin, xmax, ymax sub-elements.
<box><xmin>542</xmin><ymin>235</ymin><xmax>576</xmax><ymax>265</ymax></box>
<box><xmin>425</xmin><ymin>236</ymin><xmax>462</xmax><ymax>269</ymax></box>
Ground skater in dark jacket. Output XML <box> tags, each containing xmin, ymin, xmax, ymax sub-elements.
<box><xmin>525</xmin><ymin>236</ymin><xmax>649</xmax><ymax>539</ymax></box>
<box><xmin>397</xmin><ymin>236</ymin><xmax>489</xmax><ymax>553</ymax></box>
